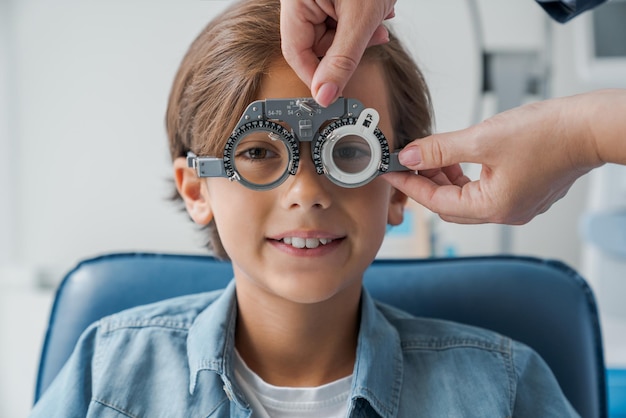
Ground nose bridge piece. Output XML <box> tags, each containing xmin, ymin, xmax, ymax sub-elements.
<box><xmin>293</xmin><ymin>142</ymin><xmax>322</xmax><ymax>178</ymax></box>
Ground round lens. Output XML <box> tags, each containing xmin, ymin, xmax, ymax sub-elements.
<box><xmin>331</xmin><ymin>135</ymin><xmax>372</xmax><ymax>174</ymax></box>
<box><xmin>233</xmin><ymin>130</ymin><xmax>290</xmax><ymax>186</ymax></box>
<box><xmin>320</xmin><ymin>127</ymin><xmax>382</xmax><ymax>188</ymax></box>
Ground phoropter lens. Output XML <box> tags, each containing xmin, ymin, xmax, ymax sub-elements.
<box><xmin>233</xmin><ymin>130</ymin><xmax>290</xmax><ymax>186</ymax></box>
<box><xmin>331</xmin><ymin>135</ymin><xmax>372</xmax><ymax>174</ymax></box>
<box><xmin>319</xmin><ymin>108</ymin><xmax>384</xmax><ymax>188</ymax></box>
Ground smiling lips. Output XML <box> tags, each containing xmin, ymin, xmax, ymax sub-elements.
<box><xmin>280</xmin><ymin>237</ymin><xmax>334</xmax><ymax>249</ymax></box>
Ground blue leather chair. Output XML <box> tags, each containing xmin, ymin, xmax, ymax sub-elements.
<box><xmin>34</xmin><ymin>252</ymin><xmax>607</xmax><ymax>417</ymax></box>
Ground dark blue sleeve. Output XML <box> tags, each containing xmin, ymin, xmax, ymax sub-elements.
<box><xmin>536</xmin><ymin>0</ymin><xmax>608</xmax><ymax>23</ymax></box>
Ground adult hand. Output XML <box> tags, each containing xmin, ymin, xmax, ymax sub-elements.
<box><xmin>384</xmin><ymin>90</ymin><xmax>626</xmax><ymax>225</ymax></box>
<box><xmin>280</xmin><ymin>0</ymin><xmax>396</xmax><ymax>107</ymax></box>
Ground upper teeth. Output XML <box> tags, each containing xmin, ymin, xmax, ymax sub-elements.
<box><xmin>282</xmin><ymin>237</ymin><xmax>333</xmax><ymax>249</ymax></box>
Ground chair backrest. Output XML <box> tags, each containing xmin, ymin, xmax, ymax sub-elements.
<box><xmin>34</xmin><ymin>252</ymin><xmax>607</xmax><ymax>417</ymax></box>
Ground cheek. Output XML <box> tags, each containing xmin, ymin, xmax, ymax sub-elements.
<box><xmin>349</xmin><ymin>181</ymin><xmax>392</xmax><ymax>225</ymax></box>
<box><xmin>351</xmin><ymin>190</ymin><xmax>390</xmax><ymax>260</ymax></box>
<box><xmin>206</xmin><ymin>181</ymin><xmax>251</xmax><ymax>234</ymax></box>
<box><xmin>205</xmin><ymin>180</ymin><xmax>274</xmax><ymax>245</ymax></box>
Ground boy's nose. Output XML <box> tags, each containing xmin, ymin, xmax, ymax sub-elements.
<box><xmin>281</xmin><ymin>145</ymin><xmax>332</xmax><ymax>210</ymax></box>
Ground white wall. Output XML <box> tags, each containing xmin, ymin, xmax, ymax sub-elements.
<box><xmin>10</xmin><ymin>1</ymin><xmax>232</xmax><ymax>277</ymax></box>
<box><xmin>0</xmin><ymin>0</ymin><xmax>16</xmax><ymax>265</ymax></box>
<box><xmin>0</xmin><ymin>284</ymin><xmax>53</xmax><ymax>418</ymax></box>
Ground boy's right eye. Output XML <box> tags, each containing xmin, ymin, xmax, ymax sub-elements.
<box><xmin>235</xmin><ymin>131</ymin><xmax>285</xmax><ymax>160</ymax></box>
<box><xmin>232</xmin><ymin>132</ymin><xmax>290</xmax><ymax>186</ymax></box>
<box><xmin>238</xmin><ymin>146</ymin><xmax>278</xmax><ymax>160</ymax></box>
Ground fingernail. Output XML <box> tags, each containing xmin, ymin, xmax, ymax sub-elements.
<box><xmin>315</xmin><ymin>83</ymin><xmax>339</xmax><ymax>108</ymax></box>
<box><xmin>399</xmin><ymin>147</ymin><xmax>422</xmax><ymax>166</ymax></box>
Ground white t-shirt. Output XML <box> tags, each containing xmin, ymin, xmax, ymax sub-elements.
<box><xmin>233</xmin><ymin>350</ymin><xmax>353</xmax><ymax>418</ymax></box>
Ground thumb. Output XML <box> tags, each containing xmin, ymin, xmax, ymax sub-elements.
<box><xmin>398</xmin><ymin>128</ymin><xmax>481</xmax><ymax>170</ymax></box>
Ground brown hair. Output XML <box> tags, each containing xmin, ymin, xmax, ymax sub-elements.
<box><xmin>166</xmin><ymin>0</ymin><xmax>433</xmax><ymax>259</ymax></box>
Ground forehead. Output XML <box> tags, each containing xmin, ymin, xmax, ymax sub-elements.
<box><xmin>257</xmin><ymin>59</ymin><xmax>393</xmax><ymax>141</ymax></box>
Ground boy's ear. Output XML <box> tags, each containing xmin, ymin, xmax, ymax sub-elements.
<box><xmin>387</xmin><ymin>187</ymin><xmax>408</xmax><ymax>226</ymax></box>
<box><xmin>173</xmin><ymin>157</ymin><xmax>213</xmax><ymax>225</ymax></box>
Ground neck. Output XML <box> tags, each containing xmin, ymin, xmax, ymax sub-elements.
<box><xmin>234</xmin><ymin>280</ymin><xmax>361</xmax><ymax>387</ymax></box>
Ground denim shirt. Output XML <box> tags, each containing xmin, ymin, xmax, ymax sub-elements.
<box><xmin>31</xmin><ymin>280</ymin><xmax>579</xmax><ymax>418</ymax></box>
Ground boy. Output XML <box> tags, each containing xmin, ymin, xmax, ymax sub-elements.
<box><xmin>31</xmin><ymin>0</ymin><xmax>579</xmax><ymax>416</ymax></box>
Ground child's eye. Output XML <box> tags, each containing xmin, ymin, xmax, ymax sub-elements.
<box><xmin>331</xmin><ymin>137</ymin><xmax>372</xmax><ymax>174</ymax></box>
<box><xmin>240</xmin><ymin>147</ymin><xmax>278</xmax><ymax>160</ymax></box>
<box><xmin>235</xmin><ymin>131</ymin><xmax>285</xmax><ymax>163</ymax></box>
<box><xmin>333</xmin><ymin>142</ymin><xmax>371</xmax><ymax>161</ymax></box>
<box><xmin>234</xmin><ymin>139</ymin><xmax>288</xmax><ymax>185</ymax></box>
<box><xmin>333</xmin><ymin>146</ymin><xmax>367</xmax><ymax>160</ymax></box>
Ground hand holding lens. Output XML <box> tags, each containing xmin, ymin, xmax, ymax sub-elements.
<box><xmin>187</xmin><ymin>97</ymin><xmax>408</xmax><ymax>190</ymax></box>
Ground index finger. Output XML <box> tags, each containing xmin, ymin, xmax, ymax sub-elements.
<box><xmin>383</xmin><ymin>171</ymin><xmax>490</xmax><ymax>223</ymax></box>
<box><xmin>280</xmin><ymin>1</ymin><xmax>326</xmax><ymax>87</ymax></box>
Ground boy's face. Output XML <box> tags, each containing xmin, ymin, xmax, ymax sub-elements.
<box><xmin>180</xmin><ymin>59</ymin><xmax>406</xmax><ymax>305</ymax></box>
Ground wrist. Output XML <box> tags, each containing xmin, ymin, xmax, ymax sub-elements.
<box><xmin>560</xmin><ymin>92</ymin><xmax>606</xmax><ymax>171</ymax></box>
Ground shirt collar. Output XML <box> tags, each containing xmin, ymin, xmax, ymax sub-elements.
<box><xmin>186</xmin><ymin>281</ymin><xmax>404</xmax><ymax>418</ymax></box>
<box><xmin>187</xmin><ymin>280</ymin><xmax>238</xmax><ymax>395</ymax></box>
<box><xmin>350</xmin><ymin>289</ymin><xmax>403</xmax><ymax>418</ymax></box>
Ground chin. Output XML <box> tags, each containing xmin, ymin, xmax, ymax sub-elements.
<box><xmin>280</xmin><ymin>275</ymin><xmax>362</xmax><ymax>305</ymax></box>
